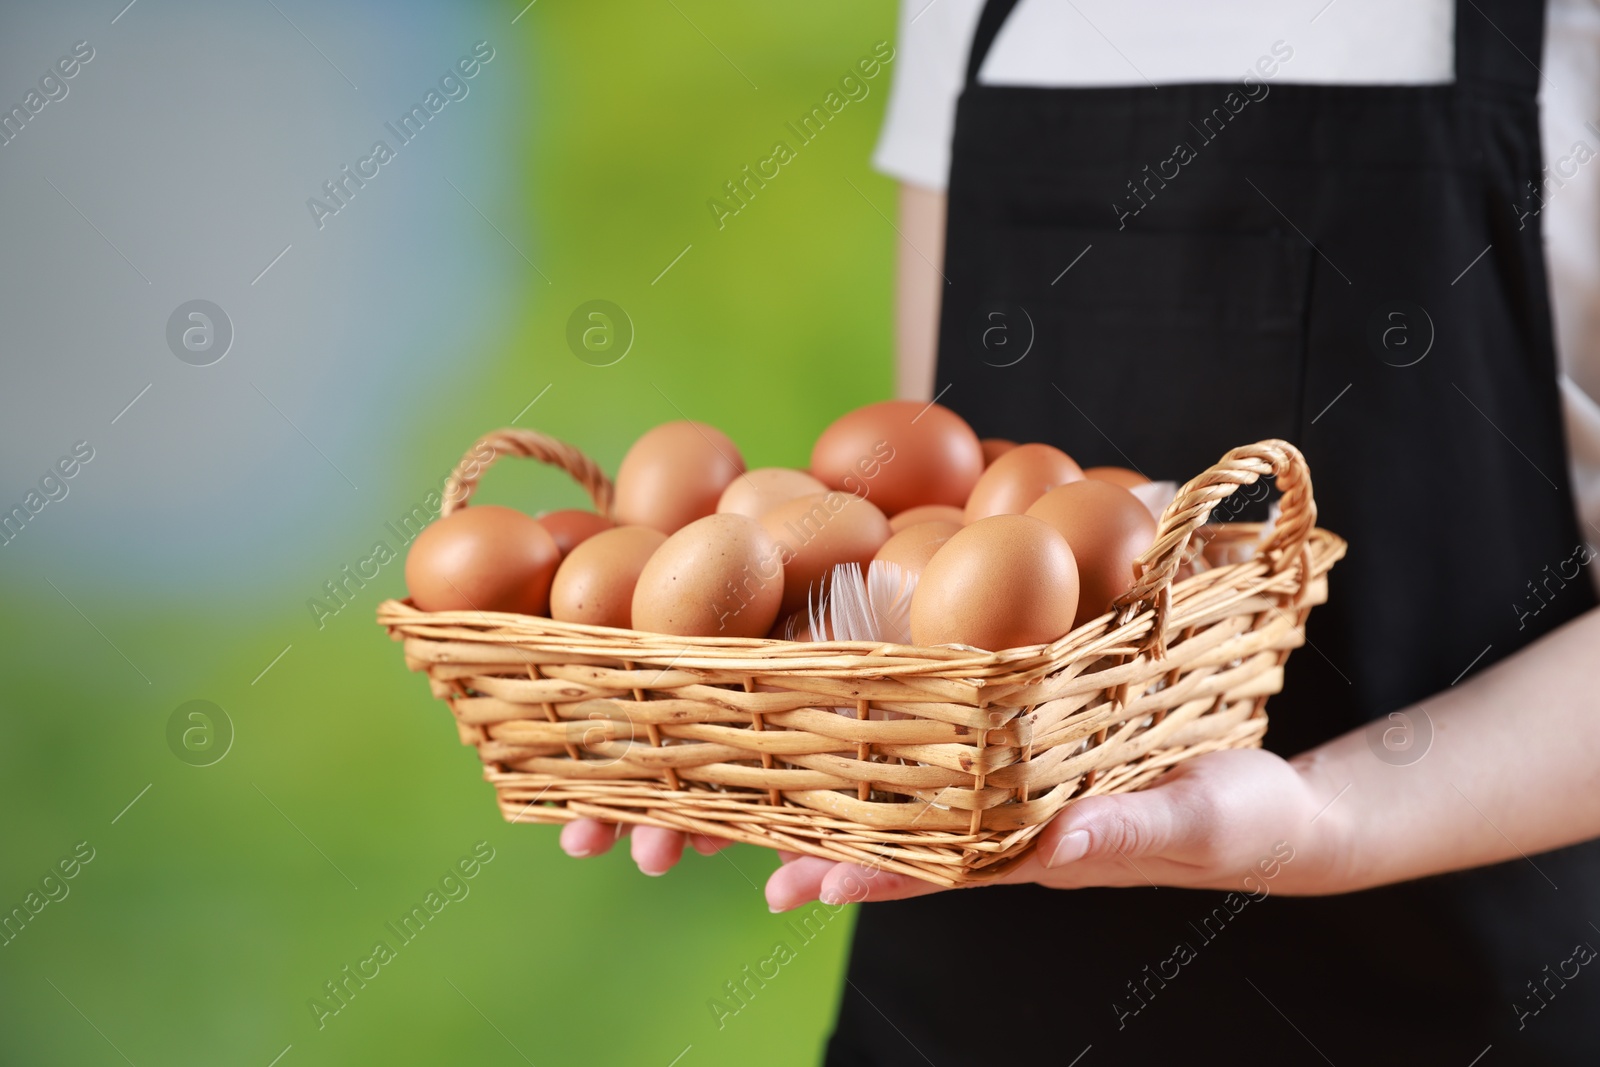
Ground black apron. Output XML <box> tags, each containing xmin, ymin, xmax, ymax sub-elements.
<box><xmin>829</xmin><ymin>1</ymin><xmax>1600</xmax><ymax>1063</ymax></box>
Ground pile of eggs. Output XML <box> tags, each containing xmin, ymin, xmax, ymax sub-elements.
<box><xmin>403</xmin><ymin>400</ymin><xmax>1162</xmax><ymax>652</ymax></box>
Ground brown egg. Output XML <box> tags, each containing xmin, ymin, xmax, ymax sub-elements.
<box><xmin>981</xmin><ymin>438</ymin><xmax>1018</xmax><ymax>467</ymax></box>
<box><xmin>910</xmin><ymin>515</ymin><xmax>1078</xmax><ymax>650</ymax></box>
<box><xmin>888</xmin><ymin>504</ymin><xmax>965</xmax><ymax>532</ymax></box>
<box><xmin>549</xmin><ymin>526</ymin><xmax>667</xmax><ymax>628</ymax></box>
<box><xmin>1084</xmin><ymin>466</ymin><xmax>1151</xmax><ymax>490</ymax></box>
<box><xmin>873</xmin><ymin>521</ymin><xmax>961</xmax><ymax>579</ymax></box>
<box><xmin>760</xmin><ymin>491</ymin><xmax>892</xmax><ymax>615</ymax></box>
<box><xmin>810</xmin><ymin>400</ymin><xmax>983</xmax><ymax>516</ymax></box>
<box><xmin>535</xmin><ymin>509</ymin><xmax>615</xmax><ymax>556</ymax></box>
<box><xmin>631</xmin><ymin>514</ymin><xmax>783</xmax><ymax>638</ymax></box>
<box><xmin>963</xmin><ymin>443</ymin><xmax>1085</xmax><ymax>523</ymax></box>
<box><xmin>1026</xmin><ymin>480</ymin><xmax>1158</xmax><ymax>627</ymax></box>
<box><xmin>716</xmin><ymin>467</ymin><xmax>829</xmax><ymax>519</ymax></box>
<box><xmin>405</xmin><ymin>505</ymin><xmax>561</xmax><ymax>616</ymax></box>
<box><xmin>614</xmin><ymin>421</ymin><xmax>746</xmax><ymax>533</ymax></box>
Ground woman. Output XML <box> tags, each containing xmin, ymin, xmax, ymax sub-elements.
<box><xmin>566</xmin><ymin>1</ymin><xmax>1600</xmax><ymax>1061</ymax></box>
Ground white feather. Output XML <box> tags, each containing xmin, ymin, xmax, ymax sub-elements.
<box><xmin>806</xmin><ymin>579</ymin><xmax>832</xmax><ymax>642</ymax></box>
<box><xmin>814</xmin><ymin>561</ymin><xmax>918</xmax><ymax>644</ymax></box>
<box><xmin>864</xmin><ymin>560</ymin><xmax>915</xmax><ymax>646</ymax></box>
<box><xmin>801</xmin><ymin>562</ymin><xmax>920</xmax><ymax>719</ymax></box>
<box><xmin>826</xmin><ymin>564</ymin><xmax>871</xmax><ymax>642</ymax></box>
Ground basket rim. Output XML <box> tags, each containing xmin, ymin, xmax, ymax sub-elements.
<box><xmin>378</xmin><ymin>523</ymin><xmax>1346</xmax><ymax>684</ymax></box>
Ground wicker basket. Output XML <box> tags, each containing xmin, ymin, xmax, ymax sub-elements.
<box><xmin>378</xmin><ymin>429</ymin><xmax>1344</xmax><ymax>887</ymax></box>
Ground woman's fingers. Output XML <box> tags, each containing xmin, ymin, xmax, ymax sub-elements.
<box><xmin>818</xmin><ymin>863</ymin><xmax>947</xmax><ymax>906</ymax></box>
<box><xmin>631</xmin><ymin>825</ymin><xmax>686</xmax><ymax>875</ymax></box>
<box><xmin>757</xmin><ymin>750</ymin><xmax>1317</xmax><ymax>906</ymax></box>
<box><xmin>568</xmin><ymin>775</ymin><xmax>1192</xmax><ymax>896</ymax></box>
<box><xmin>757</xmin><ymin>792</ymin><xmax>1194</xmax><ymax>907</ymax></box>
<box><xmin>765</xmin><ymin>856</ymin><xmax>837</xmax><ymax>912</ymax></box>
<box><xmin>767</xmin><ymin>857</ymin><xmax>952</xmax><ymax>910</ymax></box>
<box><xmin>765</xmin><ymin>798</ymin><xmax>1183</xmax><ymax>907</ymax></box>
<box><xmin>559</xmin><ymin>817</ymin><xmax>629</xmax><ymax>858</ymax></box>
<box><xmin>1035</xmin><ymin>786</ymin><xmax>1184</xmax><ymax>870</ymax></box>
<box><xmin>1025</xmin><ymin>749</ymin><xmax>1315</xmax><ymax>888</ymax></box>
<box><xmin>561</xmin><ymin>820</ymin><xmax>731</xmax><ymax>872</ymax></box>
<box><xmin>563</xmin><ymin>768</ymin><xmax>1215</xmax><ymax>892</ymax></box>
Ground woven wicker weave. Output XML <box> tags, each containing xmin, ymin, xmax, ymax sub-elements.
<box><xmin>378</xmin><ymin>429</ymin><xmax>1344</xmax><ymax>887</ymax></box>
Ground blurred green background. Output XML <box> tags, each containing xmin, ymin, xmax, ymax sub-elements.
<box><xmin>0</xmin><ymin>1</ymin><xmax>897</xmax><ymax>1063</ymax></box>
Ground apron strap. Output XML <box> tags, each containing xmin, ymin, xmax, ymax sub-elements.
<box><xmin>964</xmin><ymin>0</ymin><xmax>1546</xmax><ymax>96</ymax></box>
<box><xmin>1454</xmin><ymin>0</ymin><xmax>1546</xmax><ymax>94</ymax></box>
<box><xmin>964</xmin><ymin>0</ymin><xmax>1022</xmax><ymax>86</ymax></box>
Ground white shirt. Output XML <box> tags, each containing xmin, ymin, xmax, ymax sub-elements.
<box><xmin>875</xmin><ymin>0</ymin><xmax>1600</xmax><ymax>591</ymax></box>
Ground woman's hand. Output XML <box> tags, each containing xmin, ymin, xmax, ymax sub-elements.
<box><xmin>764</xmin><ymin>746</ymin><xmax>1351</xmax><ymax>911</ymax></box>
<box><xmin>555</xmin><ymin>611</ymin><xmax>1600</xmax><ymax>909</ymax></box>
<box><xmin>552</xmin><ymin>748</ymin><xmax>1348</xmax><ymax>893</ymax></box>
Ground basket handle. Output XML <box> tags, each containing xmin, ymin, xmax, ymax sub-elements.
<box><xmin>440</xmin><ymin>427</ymin><xmax>615</xmax><ymax>519</ymax></box>
<box><xmin>1112</xmin><ymin>439</ymin><xmax>1316</xmax><ymax>655</ymax></box>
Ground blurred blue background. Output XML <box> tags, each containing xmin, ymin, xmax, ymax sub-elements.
<box><xmin>0</xmin><ymin>1</ymin><xmax>898</xmax><ymax>1062</ymax></box>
